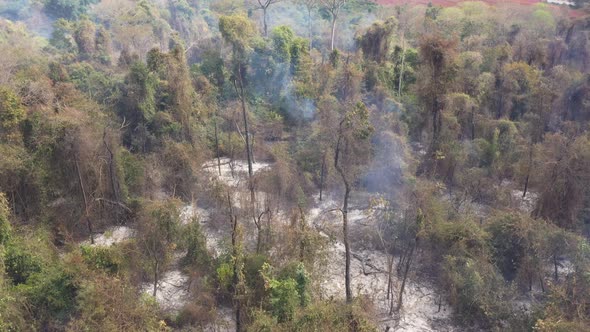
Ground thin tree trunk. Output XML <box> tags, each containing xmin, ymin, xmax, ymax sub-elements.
<box><xmin>263</xmin><ymin>7</ymin><xmax>268</xmax><ymax>37</ymax></box>
<box><xmin>470</xmin><ymin>106</ymin><xmax>475</xmax><ymax>140</ymax></box>
<box><xmin>523</xmin><ymin>142</ymin><xmax>533</xmax><ymax>198</ymax></box>
<box><xmin>227</xmin><ymin>191</ymin><xmax>241</xmax><ymax>332</ymax></box>
<box><xmin>214</xmin><ymin>116</ymin><xmax>222</xmax><ymax>176</ymax></box>
<box><xmin>334</xmin><ymin>123</ymin><xmax>352</xmax><ymax>303</ymax></box>
<box><xmin>103</xmin><ymin>131</ymin><xmax>121</xmax><ymax>222</ymax></box>
<box><xmin>330</xmin><ymin>16</ymin><xmax>337</xmax><ymax>51</ymax></box>
<box><xmin>299</xmin><ymin>205</ymin><xmax>306</xmax><ymax>261</ymax></box>
<box><xmin>236</xmin><ymin>67</ymin><xmax>255</xmax><ymax>205</ymax></box>
<box><xmin>386</xmin><ymin>254</ymin><xmax>394</xmax><ymax>300</ymax></box>
<box><xmin>398</xmin><ymin>31</ymin><xmax>406</xmax><ymax>98</ymax></box>
<box><xmin>554</xmin><ymin>254</ymin><xmax>559</xmax><ymax>281</ymax></box>
<box><xmin>75</xmin><ymin>155</ymin><xmax>93</xmax><ymax>244</ymax></box>
<box><xmin>319</xmin><ymin>153</ymin><xmax>326</xmax><ymax>201</ymax></box>
<box><xmin>308</xmin><ymin>7</ymin><xmax>313</xmax><ymax>52</ymax></box>
<box><xmin>396</xmin><ymin>241</ymin><xmax>415</xmax><ymax>312</ymax></box>
<box><xmin>153</xmin><ymin>260</ymin><xmax>159</xmax><ymax>297</ymax></box>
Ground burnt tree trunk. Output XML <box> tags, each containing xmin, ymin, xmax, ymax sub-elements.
<box><xmin>153</xmin><ymin>259</ymin><xmax>159</xmax><ymax>297</ymax></box>
<box><xmin>319</xmin><ymin>152</ymin><xmax>326</xmax><ymax>201</ymax></box>
<box><xmin>523</xmin><ymin>142</ymin><xmax>533</xmax><ymax>198</ymax></box>
<box><xmin>103</xmin><ymin>131</ymin><xmax>122</xmax><ymax>222</ymax></box>
<box><xmin>235</xmin><ymin>67</ymin><xmax>254</xmax><ymax>205</ymax></box>
<box><xmin>395</xmin><ymin>241</ymin><xmax>415</xmax><ymax>312</ymax></box>
<box><xmin>214</xmin><ymin>115</ymin><xmax>222</xmax><ymax>176</ymax></box>
<box><xmin>227</xmin><ymin>192</ymin><xmax>242</xmax><ymax>332</ymax></box>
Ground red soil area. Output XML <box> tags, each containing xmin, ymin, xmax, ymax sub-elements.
<box><xmin>377</xmin><ymin>0</ymin><xmax>541</xmax><ymax>6</ymax></box>
<box><xmin>374</xmin><ymin>0</ymin><xmax>584</xmax><ymax>17</ymax></box>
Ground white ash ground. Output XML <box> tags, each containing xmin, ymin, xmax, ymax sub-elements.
<box><xmin>311</xmin><ymin>194</ymin><xmax>455</xmax><ymax>332</ymax></box>
<box><xmin>202</xmin><ymin>157</ymin><xmax>272</xmax><ymax>189</ymax></box>
<box><xmin>81</xmin><ymin>159</ymin><xmax>457</xmax><ymax>331</ymax></box>
<box><xmin>86</xmin><ymin>226</ymin><xmax>135</xmax><ymax>246</ymax></box>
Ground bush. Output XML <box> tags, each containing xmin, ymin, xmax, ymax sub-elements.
<box><xmin>68</xmin><ymin>274</ymin><xmax>161</xmax><ymax>330</ymax></box>
<box><xmin>443</xmin><ymin>255</ymin><xmax>511</xmax><ymax>326</ymax></box>
<box><xmin>182</xmin><ymin>221</ymin><xmax>211</xmax><ymax>271</ymax></box>
<box><xmin>80</xmin><ymin>245</ymin><xmax>122</xmax><ymax>274</ymax></box>
<box><xmin>4</xmin><ymin>243</ymin><xmax>41</xmax><ymax>285</ymax></box>
<box><xmin>19</xmin><ymin>266</ymin><xmax>78</xmax><ymax>321</ymax></box>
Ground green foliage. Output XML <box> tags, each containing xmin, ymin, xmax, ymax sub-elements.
<box><xmin>68</xmin><ymin>62</ymin><xmax>117</xmax><ymax>103</ymax></box>
<box><xmin>267</xmin><ymin>277</ymin><xmax>299</xmax><ymax>322</ymax></box>
<box><xmin>0</xmin><ymin>86</ymin><xmax>25</xmax><ymax>142</ymax></box>
<box><xmin>50</xmin><ymin>18</ymin><xmax>77</xmax><ymax>52</ymax></box>
<box><xmin>69</xmin><ymin>275</ymin><xmax>160</xmax><ymax>330</ymax></box>
<box><xmin>22</xmin><ymin>268</ymin><xmax>77</xmax><ymax>321</ymax></box>
<box><xmin>44</xmin><ymin>0</ymin><xmax>99</xmax><ymax>19</ymax></box>
<box><xmin>443</xmin><ymin>256</ymin><xmax>511</xmax><ymax>326</ymax></box>
<box><xmin>0</xmin><ymin>193</ymin><xmax>11</xmax><ymax>246</ymax></box>
<box><xmin>272</xmin><ymin>26</ymin><xmax>295</xmax><ymax>63</ymax></box>
<box><xmin>216</xmin><ymin>259</ymin><xmax>234</xmax><ymax>293</ymax></box>
<box><xmin>0</xmin><ymin>273</ymin><xmax>26</xmax><ymax>332</ymax></box>
<box><xmin>80</xmin><ymin>245</ymin><xmax>122</xmax><ymax>274</ymax></box>
<box><xmin>4</xmin><ymin>242</ymin><xmax>42</xmax><ymax>285</ymax></box>
<box><xmin>118</xmin><ymin>148</ymin><xmax>145</xmax><ymax>198</ymax></box>
<box><xmin>218</xmin><ymin>14</ymin><xmax>256</xmax><ymax>57</ymax></box>
<box><xmin>182</xmin><ymin>220</ymin><xmax>211</xmax><ymax>270</ymax></box>
<box><xmin>260</xmin><ymin>262</ymin><xmax>311</xmax><ymax>323</ymax></box>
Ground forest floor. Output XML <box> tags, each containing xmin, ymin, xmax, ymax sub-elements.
<box><xmin>82</xmin><ymin>156</ymin><xmax>557</xmax><ymax>331</ymax></box>
<box><xmin>85</xmin><ymin>158</ymin><xmax>458</xmax><ymax>331</ymax></box>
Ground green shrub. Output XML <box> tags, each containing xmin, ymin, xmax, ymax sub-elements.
<box><xmin>182</xmin><ymin>221</ymin><xmax>211</xmax><ymax>270</ymax></box>
<box><xmin>4</xmin><ymin>243</ymin><xmax>41</xmax><ymax>285</ymax></box>
<box><xmin>0</xmin><ymin>192</ymin><xmax>12</xmax><ymax>245</ymax></box>
<box><xmin>80</xmin><ymin>245</ymin><xmax>122</xmax><ymax>274</ymax></box>
<box><xmin>19</xmin><ymin>266</ymin><xmax>77</xmax><ymax>321</ymax></box>
<box><xmin>267</xmin><ymin>277</ymin><xmax>299</xmax><ymax>322</ymax></box>
<box><xmin>443</xmin><ymin>255</ymin><xmax>511</xmax><ymax>326</ymax></box>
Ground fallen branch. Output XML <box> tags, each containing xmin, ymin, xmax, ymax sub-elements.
<box><xmin>95</xmin><ymin>198</ymin><xmax>132</xmax><ymax>213</ymax></box>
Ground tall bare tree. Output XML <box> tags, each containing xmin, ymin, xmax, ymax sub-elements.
<box><xmin>298</xmin><ymin>0</ymin><xmax>319</xmax><ymax>52</ymax></box>
<box><xmin>253</xmin><ymin>0</ymin><xmax>284</xmax><ymax>36</ymax></box>
<box><xmin>320</xmin><ymin>0</ymin><xmax>348</xmax><ymax>51</ymax></box>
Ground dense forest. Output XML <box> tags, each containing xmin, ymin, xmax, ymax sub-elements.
<box><xmin>1</xmin><ymin>0</ymin><xmax>590</xmax><ymax>331</ymax></box>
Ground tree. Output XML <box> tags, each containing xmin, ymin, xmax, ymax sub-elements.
<box><xmin>356</xmin><ymin>17</ymin><xmax>397</xmax><ymax>63</ymax></box>
<box><xmin>298</xmin><ymin>0</ymin><xmax>319</xmax><ymax>52</ymax></box>
<box><xmin>533</xmin><ymin>133</ymin><xmax>590</xmax><ymax>229</ymax></box>
<box><xmin>74</xmin><ymin>17</ymin><xmax>96</xmax><ymax>60</ymax></box>
<box><xmin>320</xmin><ymin>0</ymin><xmax>349</xmax><ymax>51</ymax></box>
<box><xmin>219</xmin><ymin>14</ymin><xmax>257</xmax><ymax>204</ymax></box>
<box><xmin>416</xmin><ymin>34</ymin><xmax>457</xmax><ymax>177</ymax></box>
<box><xmin>334</xmin><ymin>101</ymin><xmax>373</xmax><ymax>302</ymax></box>
<box><xmin>44</xmin><ymin>0</ymin><xmax>99</xmax><ymax>19</ymax></box>
<box><xmin>138</xmin><ymin>200</ymin><xmax>180</xmax><ymax>297</ymax></box>
<box><xmin>0</xmin><ymin>86</ymin><xmax>25</xmax><ymax>143</ymax></box>
<box><xmin>252</xmin><ymin>0</ymin><xmax>284</xmax><ymax>37</ymax></box>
